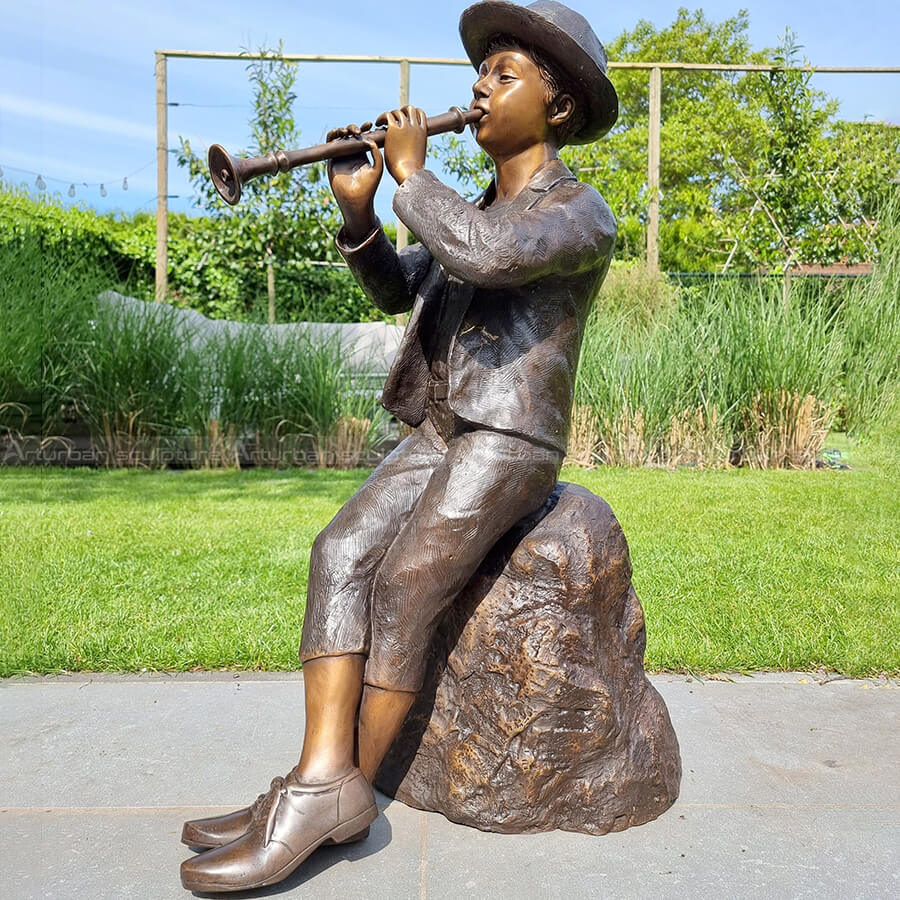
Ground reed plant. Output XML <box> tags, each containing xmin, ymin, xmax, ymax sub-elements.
<box><xmin>7</xmin><ymin>198</ymin><xmax>895</xmax><ymax>471</ymax></box>
<box><xmin>836</xmin><ymin>193</ymin><xmax>900</xmax><ymax>436</ymax></box>
<box><xmin>198</xmin><ymin>327</ymin><xmax>386</xmax><ymax>469</ymax></box>
<box><xmin>72</xmin><ymin>300</ymin><xmax>201</xmax><ymax>466</ymax></box>
<box><xmin>575</xmin><ymin>273</ymin><xmax>847</xmax><ymax>468</ymax></box>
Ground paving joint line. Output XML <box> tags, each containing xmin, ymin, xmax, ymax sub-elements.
<box><xmin>419</xmin><ymin>810</ymin><xmax>428</xmax><ymax>900</ymax></box>
<box><xmin>3</xmin><ymin>802</ymin><xmax>898</xmax><ymax>815</ymax></box>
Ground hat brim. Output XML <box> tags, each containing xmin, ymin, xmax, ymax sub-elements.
<box><xmin>459</xmin><ymin>1</ymin><xmax>618</xmax><ymax>143</ymax></box>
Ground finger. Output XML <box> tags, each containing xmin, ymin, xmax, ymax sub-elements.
<box><xmin>416</xmin><ymin>107</ymin><xmax>427</xmax><ymax>129</ymax></box>
<box><xmin>365</xmin><ymin>139</ymin><xmax>384</xmax><ymax>178</ymax></box>
<box><xmin>359</xmin><ymin>121</ymin><xmax>373</xmax><ymax>134</ymax></box>
<box><xmin>327</xmin><ymin>124</ymin><xmax>357</xmax><ymax>141</ymax></box>
<box><xmin>375</xmin><ymin>111</ymin><xmax>388</xmax><ymax>128</ymax></box>
<box><xmin>390</xmin><ymin>110</ymin><xmax>405</xmax><ymax>128</ymax></box>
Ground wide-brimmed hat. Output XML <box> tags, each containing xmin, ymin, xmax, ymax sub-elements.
<box><xmin>459</xmin><ymin>0</ymin><xmax>618</xmax><ymax>143</ymax></box>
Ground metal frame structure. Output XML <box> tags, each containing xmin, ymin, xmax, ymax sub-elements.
<box><xmin>153</xmin><ymin>50</ymin><xmax>900</xmax><ymax>301</ymax></box>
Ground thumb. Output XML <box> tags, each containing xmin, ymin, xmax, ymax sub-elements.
<box><xmin>365</xmin><ymin>139</ymin><xmax>384</xmax><ymax>179</ymax></box>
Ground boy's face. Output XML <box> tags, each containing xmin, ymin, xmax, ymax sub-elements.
<box><xmin>471</xmin><ymin>49</ymin><xmax>554</xmax><ymax>159</ymax></box>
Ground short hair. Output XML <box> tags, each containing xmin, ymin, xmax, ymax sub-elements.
<box><xmin>483</xmin><ymin>35</ymin><xmax>586</xmax><ymax>147</ymax></box>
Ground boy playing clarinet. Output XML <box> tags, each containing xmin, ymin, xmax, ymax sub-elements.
<box><xmin>181</xmin><ymin>2</ymin><xmax>618</xmax><ymax>891</ymax></box>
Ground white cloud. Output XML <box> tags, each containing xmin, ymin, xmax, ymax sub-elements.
<box><xmin>0</xmin><ymin>91</ymin><xmax>156</xmax><ymax>142</ymax></box>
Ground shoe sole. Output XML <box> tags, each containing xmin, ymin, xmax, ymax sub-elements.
<box><xmin>183</xmin><ymin>823</ymin><xmax>371</xmax><ymax>851</ymax></box>
<box><xmin>180</xmin><ymin>805</ymin><xmax>378</xmax><ymax>892</ymax></box>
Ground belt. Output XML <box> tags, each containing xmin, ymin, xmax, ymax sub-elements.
<box><xmin>427</xmin><ymin>380</ymin><xmax>449</xmax><ymax>403</ymax></box>
<box><xmin>426</xmin><ymin>377</ymin><xmax>455</xmax><ymax>441</ymax></box>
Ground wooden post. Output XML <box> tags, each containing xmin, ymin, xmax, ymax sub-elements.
<box><xmin>395</xmin><ymin>58</ymin><xmax>411</xmax><ymax>327</ymax></box>
<box><xmin>396</xmin><ymin>58</ymin><xmax>410</xmax><ymax>253</ymax></box>
<box><xmin>155</xmin><ymin>52</ymin><xmax>168</xmax><ymax>302</ymax></box>
<box><xmin>647</xmin><ymin>66</ymin><xmax>661</xmax><ymax>273</ymax></box>
<box><xmin>267</xmin><ymin>255</ymin><xmax>276</xmax><ymax>324</ymax></box>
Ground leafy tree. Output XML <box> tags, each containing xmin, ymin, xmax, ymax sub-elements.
<box><xmin>724</xmin><ymin>33</ymin><xmax>895</xmax><ymax>270</ymax></box>
<box><xmin>430</xmin><ymin>8</ymin><xmax>894</xmax><ymax>272</ymax></box>
<box><xmin>827</xmin><ymin>121</ymin><xmax>900</xmax><ymax>221</ymax></box>
<box><xmin>176</xmin><ymin>44</ymin><xmax>383</xmax><ymax>322</ymax></box>
<box><xmin>728</xmin><ymin>32</ymin><xmax>840</xmax><ymax>268</ymax></box>
<box><xmin>564</xmin><ymin>8</ymin><xmax>773</xmax><ymax>270</ymax></box>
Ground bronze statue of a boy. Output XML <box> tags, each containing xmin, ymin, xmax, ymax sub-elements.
<box><xmin>181</xmin><ymin>1</ymin><xmax>618</xmax><ymax>891</ymax></box>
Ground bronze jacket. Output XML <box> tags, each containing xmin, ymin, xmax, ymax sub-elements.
<box><xmin>336</xmin><ymin>159</ymin><xmax>616</xmax><ymax>453</ymax></box>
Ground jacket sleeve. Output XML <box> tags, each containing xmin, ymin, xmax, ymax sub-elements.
<box><xmin>335</xmin><ymin>221</ymin><xmax>432</xmax><ymax>316</ymax></box>
<box><xmin>393</xmin><ymin>169</ymin><xmax>616</xmax><ymax>289</ymax></box>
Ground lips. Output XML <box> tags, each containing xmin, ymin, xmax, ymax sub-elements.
<box><xmin>472</xmin><ymin>104</ymin><xmax>489</xmax><ymax>126</ymax></box>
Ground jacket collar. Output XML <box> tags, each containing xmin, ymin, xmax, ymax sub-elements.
<box><xmin>475</xmin><ymin>158</ymin><xmax>577</xmax><ymax>210</ymax></box>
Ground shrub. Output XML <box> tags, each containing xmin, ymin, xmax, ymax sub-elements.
<box><xmin>0</xmin><ymin>184</ymin><xmax>391</xmax><ymax>325</ymax></box>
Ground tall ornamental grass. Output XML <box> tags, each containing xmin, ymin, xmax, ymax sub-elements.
<box><xmin>0</xmin><ymin>231</ymin><xmax>110</xmax><ymax>447</ymax></box>
<box><xmin>74</xmin><ymin>301</ymin><xmax>199</xmax><ymax>467</ymax></box>
<box><xmin>208</xmin><ymin>328</ymin><xmax>387</xmax><ymax>469</ymax></box>
<box><xmin>572</xmin><ymin>197</ymin><xmax>898</xmax><ymax>469</ymax></box>
<box><xmin>575</xmin><ymin>278</ymin><xmax>845</xmax><ymax>468</ymax></box>
<box><xmin>0</xmin><ymin>232</ymin><xmax>386</xmax><ymax>468</ymax></box>
<box><xmin>72</xmin><ymin>309</ymin><xmax>387</xmax><ymax>469</ymax></box>
<box><xmin>837</xmin><ymin>194</ymin><xmax>900</xmax><ymax>436</ymax></box>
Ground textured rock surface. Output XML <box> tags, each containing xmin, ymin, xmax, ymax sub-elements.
<box><xmin>376</xmin><ymin>482</ymin><xmax>681</xmax><ymax>834</ymax></box>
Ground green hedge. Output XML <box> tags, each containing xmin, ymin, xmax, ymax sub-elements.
<box><xmin>0</xmin><ymin>184</ymin><xmax>391</xmax><ymax>323</ymax></box>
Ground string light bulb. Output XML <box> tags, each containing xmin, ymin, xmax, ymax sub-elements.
<box><xmin>0</xmin><ymin>159</ymin><xmax>153</xmax><ymax>198</ymax></box>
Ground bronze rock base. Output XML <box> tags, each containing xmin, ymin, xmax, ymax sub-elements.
<box><xmin>376</xmin><ymin>482</ymin><xmax>681</xmax><ymax>834</ymax></box>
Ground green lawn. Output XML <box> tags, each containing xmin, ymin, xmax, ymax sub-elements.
<box><xmin>2</xmin><ymin>451</ymin><xmax>898</xmax><ymax>676</ymax></box>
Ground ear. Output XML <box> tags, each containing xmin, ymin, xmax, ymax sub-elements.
<box><xmin>547</xmin><ymin>93</ymin><xmax>575</xmax><ymax>130</ymax></box>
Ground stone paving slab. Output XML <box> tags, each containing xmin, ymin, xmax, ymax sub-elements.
<box><xmin>1</xmin><ymin>673</ymin><xmax>897</xmax><ymax>899</ymax></box>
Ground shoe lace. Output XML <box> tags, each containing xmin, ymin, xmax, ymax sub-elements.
<box><xmin>249</xmin><ymin>775</ymin><xmax>286</xmax><ymax>823</ymax></box>
<box><xmin>251</xmin><ymin>768</ymin><xmax>313</xmax><ymax>846</ymax></box>
<box><xmin>263</xmin><ymin>783</ymin><xmax>291</xmax><ymax>847</ymax></box>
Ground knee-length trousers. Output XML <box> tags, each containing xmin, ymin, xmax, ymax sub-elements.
<box><xmin>299</xmin><ymin>417</ymin><xmax>562</xmax><ymax>692</ymax></box>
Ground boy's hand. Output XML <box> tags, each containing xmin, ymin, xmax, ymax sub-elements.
<box><xmin>376</xmin><ymin>106</ymin><xmax>427</xmax><ymax>185</ymax></box>
<box><xmin>327</xmin><ymin>122</ymin><xmax>382</xmax><ymax>244</ymax></box>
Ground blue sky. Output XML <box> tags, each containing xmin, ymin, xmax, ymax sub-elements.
<box><xmin>2</xmin><ymin>0</ymin><xmax>897</xmax><ymax>223</ymax></box>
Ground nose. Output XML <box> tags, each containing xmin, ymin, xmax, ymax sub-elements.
<box><xmin>472</xmin><ymin>73</ymin><xmax>490</xmax><ymax>99</ymax></box>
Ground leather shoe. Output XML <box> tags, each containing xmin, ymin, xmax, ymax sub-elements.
<box><xmin>182</xmin><ymin>772</ymin><xmax>372</xmax><ymax>850</ymax></box>
<box><xmin>180</xmin><ymin>767</ymin><xmax>377</xmax><ymax>892</ymax></box>
<box><xmin>181</xmin><ymin>784</ymin><xmax>269</xmax><ymax>850</ymax></box>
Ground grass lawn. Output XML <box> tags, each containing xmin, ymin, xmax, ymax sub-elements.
<box><xmin>2</xmin><ymin>447</ymin><xmax>898</xmax><ymax>677</ymax></box>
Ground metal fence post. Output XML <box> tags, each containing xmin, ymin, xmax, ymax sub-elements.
<box><xmin>647</xmin><ymin>66</ymin><xmax>662</xmax><ymax>273</ymax></box>
<box><xmin>155</xmin><ymin>52</ymin><xmax>168</xmax><ymax>302</ymax></box>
